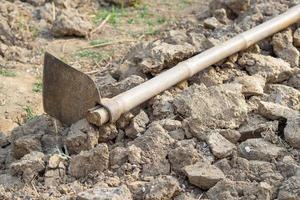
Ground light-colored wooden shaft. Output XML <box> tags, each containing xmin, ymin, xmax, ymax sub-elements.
<box><xmin>87</xmin><ymin>4</ymin><xmax>300</xmax><ymax>126</ymax></box>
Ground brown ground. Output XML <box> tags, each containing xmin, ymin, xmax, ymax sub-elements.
<box><xmin>1</xmin><ymin>0</ymin><xmax>300</xmax><ymax>200</ymax></box>
<box><xmin>0</xmin><ymin>0</ymin><xmax>207</xmax><ymax>134</ymax></box>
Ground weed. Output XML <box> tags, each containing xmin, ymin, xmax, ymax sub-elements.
<box><xmin>92</xmin><ymin>7</ymin><xmax>127</xmax><ymax>25</ymax></box>
<box><xmin>17</xmin><ymin>15</ymin><xmax>40</xmax><ymax>38</ymax></box>
<box><xmin>138</xmin><ymin>5</ymin><xmax>149</xmax><ymax>19</ymax></box>
<box><xmin>0</xmin><ymin>69</ymin><xmax>16</xmax><ymax>77</ymax></box>
<box><xmin>177</xmin><ymin>0</ymin><xmax>193</xmax><ymax>9</ymax></box>
<box><xmin>29</xmin><ymin>27</ymin><xmax>40</xmax><ymax>38</ymax></box>
<box><xmin>17</xmin><ymin>17</ymin><xmax>28</xmax><ymax>31</ymax></box>
<box><xmin>76</xmin><ymin>50</ymin><xmax>110</xmax><ymax>62</ymax></box>
<box><xmin>145</xmin><ymin>27</ymin><xmax>157</xmax><ymax>35</ymax></box>
<box><xmin>157</xmin><ymin>16</ymin><xmax>167</xmax><ymax>24</ymax></box>
<box><xmin>76</xmin><ymin>50</ymin><xmax>98</xmax><ymax>58</ymax></box>
<box><xmin>133</xmin><ymin>0</ymin><xmax>143</xmax><ymax>8</ymax></box>
<box><xmin>23</xmin><ymin>105</ymin><xmax>37</xmax><ymax>121</ymax></box>
<box><xmin>127</xmin><ymin>18</ymin><xmax>135</xmax><ymax>24</ymax></box>
<box><xmin>89</xmin><ymin>39</ymin><xmax>110</xmax><ymax>46</ymax></box>
<box><xmin>145</xmin><ymin>19</ymin><xmax>154</xmax><ymax>26</ymax></box>
<box><xmin>136</xmin><ymin>5</ymin><xmax>166</xmax><ymax>27</ymax></box>
<box><xmin>32</xmin><ymin>80</ymin><xmax>42</xmax><ymax>93</ymax></box>
<box><xmin>54</xmin><ymin>146</ymin><xmax>71</xmax><ymax>160</ymax></box>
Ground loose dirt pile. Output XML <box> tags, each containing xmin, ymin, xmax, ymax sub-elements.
<box><xmin>1</xmin><ymin>0</ymin><xmax>300</xmax><ymax>199</ymax></box>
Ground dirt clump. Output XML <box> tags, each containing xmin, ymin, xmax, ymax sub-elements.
<box><xmin>218</xmin><ymin>129</ymin><xmax>241</xmax><ymax>144</ymax></box>
<box><xmin>151</xmin><ymin>91</ymin><xmax>176</xmax><ymax>120</ymax></box>
<box><xmin>287</xmin><ymin>68</ymin><xmax>300</xmax><ymax>90</ymax></box>
<box><xmin>68</xmin><ymin>144</ymin><xmax>109</xmax><ymax>178</ymax></box>
<box><xmin>203</xmin><ymin>17</ymin><xmax>224</xmax><ymax>29</ymax></box>
<box><xmin>78</xmin><ymin>185</ymin><xmax>132</xmax><ymax>200</ymax></box>
<box><xmin>0</xmin><ymin>134</ymin><xmax>9</xmax><ymax>148</ymax></box>
<box><xmin>64</xmin><ymin>119</ymin><xmax>99</xmax><ymax>154</ymax></box>
<box><xmin>238</xmin><ymin>113</ymin><xmax>279</xmax><ymax>141</ymax></box>
<box><xmin>51</xmin><ymin>9</ymin><xmax>92</xmax><ymax>37</ymax></box>
<box><xmin>294</xmin><ymin>28</ymin><xmax>300</xmax><ymax>47</ymax></box>
<box><xmin>175</xmin><ymin>84</ymin><xmax>248</xmax><ymax>132</ymax></box>
<box><xmin>206</xmin><ymin>178</ymin><xmax>238</xmax><ymax>200</ymax></box>
<box><xmin>263</xmin><ymin>84</ymin><xmax>300</xmax><ymax>110</ymax></box>
<box><xmin>156</xmin><ymin>119</ymin><xmax>184</xmax><ymax>140</ymax></box>
<box><xmin>10</xmin><ymin>151</ymin><xmax>45</xmax><ymax>182</ymax></box>
<box><xmin>238</xmin><ymin>138</ymin><xmax>285</xmax><ymax>161</ymax></box>
<box><xmin>272</xmin><ymin>28</ymin><xmax>299</xmax><ymax>67</ymax></box>
<box><xmin>284</xmin><ymin>117</ymin><xmax>300</xmax><ymax>149</ymax></box>
<box><xmin>233</xmin><ymin>75</ymin><xmax>266</xmax><ymax>97</ymax></box>
<box><xmin>125</xmin><ymin>110</ymin><xmax>149</xmax><ymax>139</ymax></box>
<box><xmin>98</xmin><ymin>123</ymin><xmax>118</xmax><ymax>142</ymax></box>
<box><xmin>208</xmin><ymin>178</ymin><xmax>276</xmax><ymax>200</ymax></box>
<box><xmin>142</xmin><ymin>176</ymin><xmax>181</xmax><ymax>200</ymax></box>
<box><xmin>209</xmin><ymin>0</ymin><xmax>250</xmax><ymax>15</ymax></box>
<box><xmin>2</xmin><ymin>0</ymin><xmax>300</xmax><ymax>199</ymax></box>
<box><xmin>239</xmin><ymin>53</ymin><xmax>293</xmax><ymax>83</ymax></box>
<box><xmin>184</xmin><ymin>161</ymin><xmax>225</xmax><ymax>190</ymax></box>
<box><xmin>207</xmin><ymin>131</ymin><xmax>236</xmax><ymax>159</ymax></box>
<box><xmin>258</xmin><ymin>101</ymin><xmax>299</xmax><ymax>120</ymax></box>
<box><xmin>12</xmin><ymin>133</ymin><xmax>42</xmax><ymax>159</ymax></box>
<box><xmin>128</xmin><ymin>123</ymin><xmax>175</xmax><ymax>176</ymax></box>
<box><xmin>44</xmin><ymin>154</ymin><xmax>66</xmax><ymax>186</ymax></box>
<box><xmin>168</xmin><ymin>141</ymin><xmax>205</xmax><ymax>173</ymax></box>
<box><xmin>0</xmin><ymin>174</ymin><xmax>22</xmax><ymax>189</ymax></box>
<box><xmin>99</xmin><ymin>75</ymin><xmax>145</xmax><ymax>98</ymax></box>
<box><xmin>116</xmin><ymin>30</ymin><xmax>207</xmax><ymax>78</ymax></box>
<box><xmin>278</xmin><ymin>175</ymin><xmax>300</xmax><ymax>200</ymax></box>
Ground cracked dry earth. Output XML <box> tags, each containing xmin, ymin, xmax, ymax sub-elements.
<box><xmin>1</xmin><ymin>0</ymin><xmax>300</xmax><ymax>199</ymax></box>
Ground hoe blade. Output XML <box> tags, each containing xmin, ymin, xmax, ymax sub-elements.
<box><xmin>43</xmin><ymin>52</ymin><xmax>101</xmax><ymax>125</ymax></box>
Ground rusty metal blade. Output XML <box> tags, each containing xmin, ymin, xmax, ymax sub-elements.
<box><xmin>43</xmin><ymin>52</ymin><xmax>101</xmax><ymax>125</ymax></box>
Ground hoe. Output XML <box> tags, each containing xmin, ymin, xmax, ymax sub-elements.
<box><xmin>43</xmin><ymin>5</ymin><xmax>300</xmax><ymax>127</ymax></box>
